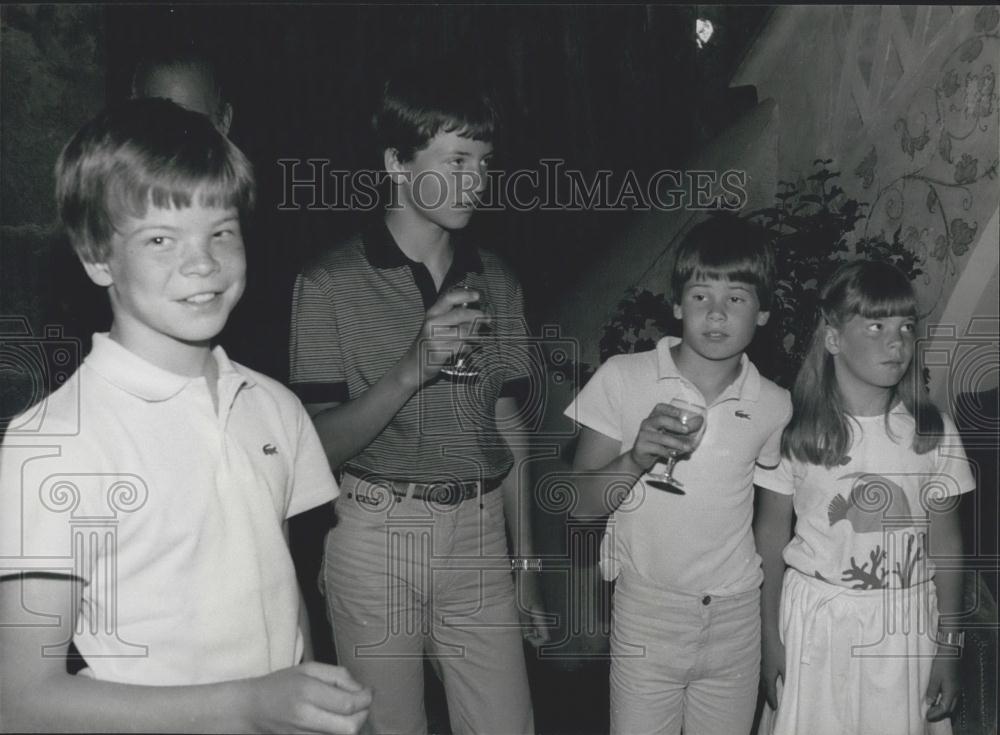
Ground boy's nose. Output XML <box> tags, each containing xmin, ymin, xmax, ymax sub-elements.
<box><xmin>181</xmin><ymin>243</ymin><xmax>220</xmax><ymax>276</ymax></box>
<box><xmin>460</xmin><ymin>168</ymin><xmax>487</xmax><ymax>196</ymax></box>
<box><xmin>474</xmin><ymin>167</ymin><xmax>489</xmax><ymax>194</ymax></box>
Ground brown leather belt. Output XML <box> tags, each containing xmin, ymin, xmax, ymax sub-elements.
<box><xmin>342</xmin><ymin>470</ymin><xmax>506</xmax><ymax>505</ymax></box>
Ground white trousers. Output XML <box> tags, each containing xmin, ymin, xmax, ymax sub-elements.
<box><xmin>610</xmin><ymin>576</ymin><xmax>761</xmax><ymax>735</ymax></box>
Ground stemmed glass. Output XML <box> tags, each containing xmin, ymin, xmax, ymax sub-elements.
<box><xmin>645</xmin><ymin>398</ymin><xmax>707</xmax><ymax>494</ymax></box>
<box><xmin>440</xmin><ymin>286</ymin><xmax>492</xmax><ymax>379</ymax></box>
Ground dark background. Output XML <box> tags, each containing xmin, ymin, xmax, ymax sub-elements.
<box><xmin>3</xmin><ymin>5</ymin><xmax>771</xmax><ymax>733</ymax></box>
<box><xmin>4</xmin><ymin>8</ymin><xmax>997</xmax><ymax>734</ymax></box>
<box><xmin>95</xmin><ymin>4</ymin><xmax>770</xmax><ymax>381</ymax></box>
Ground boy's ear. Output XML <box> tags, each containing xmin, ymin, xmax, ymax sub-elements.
<box><xmin>384</xmin><ymin>147</ymin><xmax>409</xmax><ymax>186</ymax></box>
<box><xmin>823</xmin><ymin>324</ymin><xmax>841</xmax><ymax>355</ymax></box>
<box><xmin>756</xmin><ymin>310</ymin><xmax>770</xmax><ymax>327</ymax></box>
<box><xmin>672</xmin><ymin>302</ymin><xmax>683</xmax><ymax>321</ymax></box>
<box><xmin>218</xmin><ymin>103</ymin><xmax>233</xmax><ymax>136</ymax></box>
<box><xmin>384</xmin><ymin>147</ymin><xmax>403</xmax><ymax>172</ymax></box>
<box><xmin>81</xmin><ymin>259</ymin><xmax>114</xmax><ymax>288</ymax></box>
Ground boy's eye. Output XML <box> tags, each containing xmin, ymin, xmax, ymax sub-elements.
<box><xmin>147</xmin><ymin>236</ymin><xmax>169</xmax><ymax>247</ymax></box>
<box><xmin>729</xmin><ymin>295</ymin><xmax>746</xmax><ymax>304</ymax></box>
<box><xmin>900</xmin><ymin>322</ymin><xmax>915</xmax><ymax>334</ymax></box>
<box><xmin>866</xmin><ymin>322</ymin><xmax>883</xmax><ymax>332</ymax></box>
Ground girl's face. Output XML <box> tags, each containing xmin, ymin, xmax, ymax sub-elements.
<box><xmin>825</xmin><ymin>313</ymin><xmax>916</xmax><ymax>408</ymax></box>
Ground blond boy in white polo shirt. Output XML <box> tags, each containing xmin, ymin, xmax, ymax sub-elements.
<box><xmin>566</xmin><ymin>215</ymin><xmax>792</xmax><ymax>735</ymax></box>
<box><xmin>0</xmin><ymin>99</ymin><xmax>370</xmax><ymax>733</ymax></box>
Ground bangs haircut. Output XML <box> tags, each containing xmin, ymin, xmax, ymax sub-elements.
<box><xmin>782</xmin><ymin>259</ymin><xmax>942</xmax><ymax>467</ymax></box>
<box><xmin>671</xmin><ymin>214</ymin><xmax>775</xmax><ymax>309</ymax></box>
<box><xmin>56</xmin><ymin>97</ymin><xmax>254</xmax><ymax>263</ymax></box>
<box><xmin>373</xmin><ymin>62</ymin><xmax>500</xmax><ymax>163</ymax></box>
<box><xmin>824</xmin><ymin>260</ymin><xmax>918</xmax><ymax>325</ymax></box>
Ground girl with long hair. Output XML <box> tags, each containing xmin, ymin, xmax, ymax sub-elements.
<box><xmin>755</xmin><ymin>260</ymin><xmax>974</xmax><ymax>734</ymax></box>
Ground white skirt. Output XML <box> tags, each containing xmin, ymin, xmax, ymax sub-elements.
<box><xmin>759</xmin><ymin>568</ymin><xmax>953</xmax><ymax>735</ymax></box>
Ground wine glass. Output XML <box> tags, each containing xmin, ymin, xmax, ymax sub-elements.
<box><xmin>645</xmin><ymin>398</ymin><xmax>707</xmax><ymax>494</ymax></box>
<box><xmin>440</xmin><ymin>286</ymin><xmax>492</xmax><ymax>379</ymax></box>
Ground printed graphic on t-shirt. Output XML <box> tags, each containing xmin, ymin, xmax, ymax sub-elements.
<box><xmin>827</xmin><ymin>472</ymin><xmax>913</xmax><ymax>532</ymax></box>
<box><xmin>818</xmin><ymin>472</ymin><xmax>925</xmax><ymax>590</ymax></box>
<box><xmin>817</xmin><ymin>532</ymin><xmax>925</xmax><ymax>589</ymax></box>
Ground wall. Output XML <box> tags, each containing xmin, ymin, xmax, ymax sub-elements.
<box><xmin>732</xmin><ymin>5</ymin><xmax>999</xmax><ymax>400</ymax></box>
<box><xmin>549</xmin><ymin>6</ymin><xmax>998</xmax><ymax>394</ymax></box>
<box><xmin>0</xmin><ymin>5</ymin><xmax>106</xmax><ymax>429</ymax></box>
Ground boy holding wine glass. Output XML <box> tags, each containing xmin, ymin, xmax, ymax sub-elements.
<box><xmin>288</xmin><ymin>61</ymin><xmax>548</xmax><ymax>734</ymax></box>
<box><xmin>565</xmin><ymin>214</ymin><xmax>792</xmax><ymax>734</ymax></box>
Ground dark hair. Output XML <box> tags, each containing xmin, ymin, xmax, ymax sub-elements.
<box><xmin>130</xmin><ymin>45</ymin><xmax>229</xmax><ymax>125</ymax></box>
<box><xmin>670</xmin><ymin>214</ymin><xmax>775</xmax><ymax>309</ymax></box>
<box><xmin>781</xmin><ymin>259</ymin><xmax>943</xmax><ymax>467</ymax></box>
<box><xmin>56</xmin><ymin>98</ymin><xmax>254</xmax><ymax>263</ymax></box>
<box><xmin>373</xmin><ymin>61</ymin><xmax>500</xmax><ymax>162</ymax></box>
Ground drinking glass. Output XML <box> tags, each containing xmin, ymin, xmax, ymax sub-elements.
<box><xmin>645</xmin><ymin>398</ymin><xmax>707</xmax><ymax>494</ymax></box>
<box><xmin>440</xmin><ymin>286</ymin><xmax>491</xmax><ymax>379</ymax></box>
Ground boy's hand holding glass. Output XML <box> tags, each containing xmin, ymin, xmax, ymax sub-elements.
<box><xmin>630</xmin><ymin>400</ymin><xmax>706</xmax><ymax>494</ymax></box>
<box><xmin>410</xmin><ymin>286</ymin><xmax>491</xmax><ymax>383</ymax></box>
<box><xmin>439</xmin><ymin>286</ymin><xmax>493</xmax><ymax>379</ymax></box>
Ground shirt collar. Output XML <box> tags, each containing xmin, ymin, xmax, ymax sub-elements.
<box><xmin>86</xmin><ymin>333</ymin><xmax>252</xmax><ymax>402</ymax></box>
<box><xmin>888</xmin><ymin>400</ymin><xmax>911</xmax><ymax>416</ymax></box>
<box><xmin>655</xmin><ymin>335</ymin><xmax>761</xmax><ymax>403</ymax></box>
<box><xmin>362</xmin><ymin>218</ymin><xmax>483</xmax><ymax>276</ymax></box>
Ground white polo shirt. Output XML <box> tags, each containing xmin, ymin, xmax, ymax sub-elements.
<box><xmin>565</xmin><ymin>336</ymin><xmax>792</xmax><ymax>595</ymax></box>
<box><xmin>0</xmin><ymin>334</ymin><xmax>337</xmax><ymax>685</ymax></box>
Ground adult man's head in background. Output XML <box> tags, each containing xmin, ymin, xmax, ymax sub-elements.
<box><xmin>131</xmin><ymin>47</ymin><xmax>233</xmax><ymax>135</ymax></box>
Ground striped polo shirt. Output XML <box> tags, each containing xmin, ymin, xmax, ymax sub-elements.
<box><xmin>289</xmin><ymin>219</ymin><xmax>532</xmax><ymax>483</ymax></box>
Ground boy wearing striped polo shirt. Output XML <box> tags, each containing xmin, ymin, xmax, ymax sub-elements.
<box><xmin>289</xmin><ymin>64</ymin><xmax>548</xmax><ymax>734</ymax></box>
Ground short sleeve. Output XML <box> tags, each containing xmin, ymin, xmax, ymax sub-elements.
<box><xmin>0</xmin><ymin>431</ymin><xmax>104</xmax><ymax>582</ymax></box>
<box><xmin>285</xmin><ymin>401</ymin><xmax>339</xmax><ymax>519</ymax></box>
<box><xmin>755</xmin><ymin>454</ymin><xmax>796</xmax><ymax>495</ymax></box>
<box><xmin>933</xmin><ymin>414</ymin><xmax>976</xmax><ymax>497</ymax></box>
<box><xmin>564</xmin><ymin>357</ymin><xmax>625</xmax><ymax>443</ymax></box>
<box><xmin>288</xmin><ymin>270</ymin><xmax>349</xmax><ymax>404</ymax></box>
<box><xmin>756</xmin><ymin>395</ymin><xmax>793</xmax><ymax>472</ymax></box>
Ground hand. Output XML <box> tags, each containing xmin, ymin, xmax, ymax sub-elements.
<box><xmin>520</xmin><ymin>603</ymin><xmax>552</xmax><ymax>648</ymax></box>
<box><xmin>404</xmin><ymin>288</ymin><xmax>489</xmax><ymax>384</ymax></box>
<box><xmin>761</xmin><ymin>629</ymin><xmax>786</xmax><ymax>711</ymax></box>
<box><xmin>248</xmin><ymin>662</ymin><xmax>372</xmax><ymax>734</ymax></box>
<box><xmin>516</xmin><ymin>571</ymin><xmax>552</xmax><ymax>648</ymax></box>
<box><xmin>628</xmin><ymin>403</ymin><xmax>706</xmax><ymax>473</ymax></box>
<box><xmin>925</xmin><ymin>649</ymin><xmax>960</xmax><ymax>722</ymax></box>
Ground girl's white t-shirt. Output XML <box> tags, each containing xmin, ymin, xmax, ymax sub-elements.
<box><xmin>757</xmin><ymin>406</ymin><xmax>975</xmax><ymax>590</ymax></box>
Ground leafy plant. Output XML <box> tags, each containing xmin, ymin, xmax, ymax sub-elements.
<box><xmin>748</xmin><ymin>160</ymin><xmax>924</xmax><ymax>386</ymax></box>
<box><xmin>598</xmin><ymin>288</ymin><xmax>675</xmax><ymax>364</ymax></box>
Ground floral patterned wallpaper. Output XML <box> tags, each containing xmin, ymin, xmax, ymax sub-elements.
<box><xmin>854</xmin><ymin>5</ymin><xmax>998</xmax><ymax>319</ymax></box>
